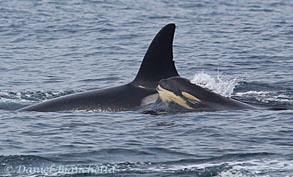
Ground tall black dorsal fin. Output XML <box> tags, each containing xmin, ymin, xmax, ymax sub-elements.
<box><xmin>132</xmin><ymin>23</ymin><xmax>179</xmax><ymax>88</ymax></box>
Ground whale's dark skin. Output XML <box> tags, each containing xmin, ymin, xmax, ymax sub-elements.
<box><xmin>19</xmin><ymin>24</ymin><xmax>179</xmax><ymax>112</ymax></box>
<box><xmin>156</xmin><ymin>77</ymin><xmax>255</xmax><ymax>112</ymax></box>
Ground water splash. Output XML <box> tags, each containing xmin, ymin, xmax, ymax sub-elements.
<box><xmin>190</xmin><ymin>72</ymin><xmax>238</xmax><ymax>97</ymax></box>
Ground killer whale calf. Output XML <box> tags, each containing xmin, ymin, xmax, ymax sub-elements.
<box><xmin>151</xmin><ymin>77</ymin><xmax>288</xmax><ymax>113</ymax></box>
<box><xmin>19</xmin><ymin>24</ymin><xmax>179</xmax><ymax>112</ymax></box>
<box><xmin>155</xmin><ymin>77</ymin><xmax>256</xmax><ymax>112</ymax></box>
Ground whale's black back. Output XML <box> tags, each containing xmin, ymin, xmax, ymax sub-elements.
<box><xmin>20</xmin><ymin>24</ymin><xmax>179</xmax><ymax>112</ymax></box>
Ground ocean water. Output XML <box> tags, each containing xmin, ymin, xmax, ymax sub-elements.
<box><xmin>0</xmin><ymin>0</ymin><xmax>293</xmax><ymax>176</ymax></box>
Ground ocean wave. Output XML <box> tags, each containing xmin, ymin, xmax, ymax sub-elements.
<box><xmin>235</xmin><ymin>91</ymin><xmax>292</xmax><ymax>104</ymax></box>
<box><xmin>0</xmin><ymin>90</ymin><xmax>74</xmax><ymax>110</ymax></box>
<box><xmin>1</xmin><ymin>153</ymin><xmax>292</xmax><ymax>177</ymax></box>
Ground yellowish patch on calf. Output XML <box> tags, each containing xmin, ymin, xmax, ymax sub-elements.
<box><xmin>181</xmin><ymin>91</ymin><xmax>201</xmax><ymax>104</ymax></box>
<box><xmin>157</xmin><ymin>86</ymin><xmax>192</xmax><ymax>109</ymax></box>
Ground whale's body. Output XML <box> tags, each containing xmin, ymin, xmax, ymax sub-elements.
<box><xmin>156</xmin><ymin>77</ymin><xmax>255</xmax><ymax>112</ymax></box>
<box><xmin>20</xmin><ymin>24</ymin><xmax>283</xmax><ymax>113</ymax></box>
<box><xmin>20</xmin><ymin>24</ymin><xmax>179</xmax><ymax>112</ymax></box>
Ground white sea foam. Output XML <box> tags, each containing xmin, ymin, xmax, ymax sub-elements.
<box><xmin>0</xmin><ymin>90</ymin><xmax>71</xmax><ymax>104</ymax></box>
<box><xmin>235</xmin><ymin>91</ymin><xmax>292</xmax><ymax>103</ymax></box>
<box><xmin>0</xmin><ymin>91</ymin><xmax>31</xmax><ymax>103</ymax></box>
<box><xmin>190</xmin><ymin>72</ymin><xmax>238</xmax><ymax>97</ymax></box>
<box><xmin>143</xmin><ymin>159</ymin><xmax>293</xmax><ymax>177</ymax></box>
<box><xmin>219</xmin><ymin>159</ymin><xmax>293</xmax><ymax>177</ymax></box>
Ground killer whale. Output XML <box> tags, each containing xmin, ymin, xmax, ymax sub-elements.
<box><xmin>155</xmin><ymin>77</ymin><xmax>255</xmax><ymax>112</ymax></box>
<box><xmin>19</xmin><ymin>24</ymin><xmax>179</xmax><ymax>112</ymax></box>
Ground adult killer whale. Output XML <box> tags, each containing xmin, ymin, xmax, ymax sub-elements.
<box><xmin>19</xmin><ymin>24</ymin><xmax>179</xmax><ymax>112</ymax></box>
<box><xmin>155</xmin><ymin>77</ymin><xmax>256</xmax><ymax>112</ymax></box>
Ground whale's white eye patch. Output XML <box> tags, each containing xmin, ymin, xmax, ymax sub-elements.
<box><xmin>181</xmin><ymin>91</ymin><xmax>201</xmax><ymax>104</ymax></box>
